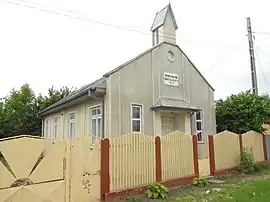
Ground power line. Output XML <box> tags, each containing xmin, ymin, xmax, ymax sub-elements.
<box><xmin>254</xmin><ymin>47</ymin><xmax>270</xmax><ymax>90</ymax></box>
<box><xmin>4</xmin><ymin>0</ymin><xmax>178</xmax><ymax>38</ymax></box>
<box><xmin>3</xmin><ymin>0</ymin><xmax>244</xmax><ymax>48</ymax></box>
<box><xmin>205</xmin><ymin>48</ymin><xmax>237</xmax><ymax>74</ymax></box>
<box><xmin>3</xmin><ymin>0</ymin><xmax>249</xmax><ymax>78</ymax></box>
<box><xmin>253</xmin><ymin>31</ymin><xmax>270</xmax><ymax>35</ymax></box>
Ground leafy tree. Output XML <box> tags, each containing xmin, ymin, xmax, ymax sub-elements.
<box><xmin>37</xmin><ymin>86</ymin><xmax>75</xmax><ymax>111</ymax></box>
<box><xmin>216</xmin><ymin>91</ymin><xmax>270</xmax><ymax>134</ymax></box>
<box><xmin>0</xmin><ymin>84</ymin><xmax>74</xmax><ymax>138</ymax></box>
<box><xmin>0</xmin><ymin>84</ymin><xmax>39</xmax><ymax>138</ymax></box>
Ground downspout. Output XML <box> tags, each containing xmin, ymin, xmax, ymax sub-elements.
<box><xmin>89</xmin><ymin>88</ymin><xmax>105</xmax><ymax>138</ymax></box>
<box><xmin>190</xmin><ymin>112</ymin><xmax>194</xmax><ymax>135</ymax></box>
<box><xmin>190</xmin><ymin>109</ymin><xmax>202</xmax><ymax>135</ymax></box>
<box><xmin>41</xmin><ymin>119</ymin><xmax>44</xmax><ymax>137</ymax></box>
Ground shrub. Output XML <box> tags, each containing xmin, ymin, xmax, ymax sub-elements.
<box><xmin>239</xmin><ymin>147</ymin><xmax>256</xmax><ymax>174</ymax></box>
<box><xmin>193</xmin><ymin>177</ymin><xmax>208</xmax><ymax>187</ymax></box>
<box><xmin>145</xmin><ymin>182</ymin><xmax>168</xmax><ymax>199</ymax></box>
<box><xmin>254</xmin><ymin>162</ymin><xmax>270</xmax><ymax>172</ymax></box>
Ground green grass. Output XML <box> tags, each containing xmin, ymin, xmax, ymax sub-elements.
<box><xmin>169</xmin><ymin>179</ymin><xmax>270</xmax><ymax>201</ymax></box>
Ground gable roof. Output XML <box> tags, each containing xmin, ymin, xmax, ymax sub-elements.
<box><xmin>151</xmin><ymin>3</ymin><xmax>178</xmax><ymax>31</ymax></box>
<box><xmin>39</xmin><ymin>42</ymin><xmax>214</xmax><ymax>116</ymax></box>
<box><xmin>104</xmin><ymin>42</ymin><xmax>215</xmax><ymax>91</ymax></box>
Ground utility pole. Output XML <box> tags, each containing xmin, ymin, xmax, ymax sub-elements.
<box><xmin>246</xmin><ymin>17</ymin><xmax>258</xmax><ymax>95</ymax></box>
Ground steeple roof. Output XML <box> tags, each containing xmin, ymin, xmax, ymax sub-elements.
<box><xmin>150</xmin><ymin>3</ymin><xmax>178</xmax><ymax>31</ymax></box>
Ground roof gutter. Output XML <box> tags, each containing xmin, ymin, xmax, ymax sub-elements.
<box><xmin>38</xmin><ymin>93</ymin><xmax>89</xmax><ymax>117</ymax></box>
<box><xmin>39</xmin><ymin>88</ymin><xmax>106</xmax><ymax>117</ymax></box>
<box><xmin>38</xmin><ymin>91</ymin><xmax>88</xmax><ymax>117</ymax></box>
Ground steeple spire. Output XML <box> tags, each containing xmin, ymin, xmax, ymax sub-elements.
<box><xmin>151</xmin><ymin>4</ymin><xmax>178</xmax><ymax>46</ymax></box>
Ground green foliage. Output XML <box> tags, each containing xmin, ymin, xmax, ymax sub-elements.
<box><xmin>37</xmin><ymin>86</ymin><xmax>75</xmax><ymax>111</ymax></box>
<box><xmin>216</xmin><ymin>91</ymin><xmax>270</xmax><ymax>134</ymax></box>
<box><xmin>239</xmin><ymin>147</ymin><xmax>256</xmax><ymax>174</ymax></box>
<box><xmin>145</xmin><ymin>182</ymin><xmax>169</xmax><ymax>199</ymax></box>
<box><xmin>0</xmin><ymin>84</ymin><xmax>74</xmax><ymax>138</ymax></box>
<box><xmin>193</xmin><ymin>176</ymin><xmax>209</xmax><ymax>187</ymax></box>
<box><xmin>253</xmin><ymin>162</ymin><xmax>270</xmax><ymax>172</ymax></box>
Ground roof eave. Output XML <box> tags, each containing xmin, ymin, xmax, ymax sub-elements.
<box><xmin>150</xmin><ymin>12</ymin><xmax>159</xmax><ymax>31</ymax></box>
<box><xmin>103</xmin><ymin>43</ymin><xmax>162</xmax><ymax>77</ymax></box>
<box><xmin>167</xmin><ymin>3</ymin><xmax>178</xmax><ymax>30</ymax></box>
<box><xmin>38</xmin><ymin>88</ymin><xmax>106</xmax><ymax>117</ymax></box>
<box><xmin>163</xmin><ymin>42</ymin><xmax>215</xmax><ymax>91</ymax></box>
<box><xmin>38</xmin><ymin>92</ymin><xmax>89</xmax><ymax>117</ymax></box>
<box><xmin>151</xmin><ymin>105</ymin><xmax>201</xmax><ymax>112</ymax></box>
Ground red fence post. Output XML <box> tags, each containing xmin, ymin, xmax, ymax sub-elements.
<box><xmin>155</xmin><ymin>136</ymin><xmax>162</xmax><ymax>182</ymax></box>
<box><xmin>100</xmin><ymin>138</ymin><xmax>110</xmax><ymax>201</ymax></box>
<box><xmin>262</xmin><ymin>133</ymin><xmax>268</xmax><ymax>161</ymax></box>
<box><xmin>239</xmin><ymin>134</ymin><xmax>243</xmax><ymax>151</ymax></box>
<box><xmin>208</xmin><ymin>135</ymin><xmax>215</xmax><ymax>176</ymax></box>
<box><xmin>192</xmin><ymin>135</ymin><xmax>199</xmax><ymax>177</ymax></box>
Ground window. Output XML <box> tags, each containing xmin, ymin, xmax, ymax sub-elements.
<box><xmin>195</xmin><ymin>111</ymin><xmax>203</xmax><ymax>142</ymax></box>
<box><xmin>91</xmin><ymin>106</ymin><xmax>102</xmax><ymax>144</ymax></box>
<box><xmin>52</xmin><ymin>117</ymin><xmax>59</xmax><ymax>139</ymax></box>
<box><xmin>68</xmin><ymin>113</ymin><xmax>76</xmax><ymax>140</ymax></box>
<box><xmin>131</xmin><ymin>104</ymin><xmax>142</xmax><ymax>133</ymax></box>
<box><xmin>44</xmin><ymin>118</ymin><xmax>49</xmax><ymax>138</ymax></box>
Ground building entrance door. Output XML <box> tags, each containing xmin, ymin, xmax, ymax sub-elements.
<box><xmin>161</xmin><ymin>117</ymin><xmax>175</xmax><ymax>135</ymax></box>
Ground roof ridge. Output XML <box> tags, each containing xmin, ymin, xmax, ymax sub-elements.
<box><xmin>150</xmin><ymin>3</ymin><xmax>177</xmax><ymax>31</ymax></box>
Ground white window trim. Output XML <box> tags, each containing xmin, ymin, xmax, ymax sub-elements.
<box><xmin>68</xmin><ymin>111</ymin><xmax>76</xmax><ymax>140</ymax></box>
<box><xmin>89</xmin><ymin>105</ymin><xmax>102</xmax><ymax>117</ymax></box>
<box><xmin>52</xmin><ymin>116</ymin><xmax>59</xmax><ymax>139</ymax></box>
<box><xmin>195</xmin><ymin>111</ymin><xmax>204</xmax><ymax>143</ymax></box>
<box><xmin>89</xmin><ymin>105</ymin><xmax>102</xmax><ymax>143</ymax></box>
<box><xmin>130</xmin><ymin>103</ymin><xmax>144</xmax><ymax>133</ymax></box>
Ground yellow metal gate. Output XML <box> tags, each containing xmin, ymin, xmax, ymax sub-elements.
<box><xmin>0</xmin><ymin>136</ymin><xmax>67</xmax><ymax>202</ymax></box>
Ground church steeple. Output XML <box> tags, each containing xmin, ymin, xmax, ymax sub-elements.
<box><xmin>151</xmin><ymin>4</ymin><xmax>178</xmax><ymax>46</ymax></box>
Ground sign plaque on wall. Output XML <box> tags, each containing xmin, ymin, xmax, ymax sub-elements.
<box><xmin>164</xmin><ymin>72</ymin><xmax>179</xmax><ymax>86</ymax></box>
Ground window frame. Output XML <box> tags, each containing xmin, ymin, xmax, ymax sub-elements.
<box><xmin>89</xmin><ymin>105</ymin><xmax>102</xmax><ymax>144</ymax></box>
<box><xmin>195</xmin><ymin>111</ymin><xmax>203</xmax><ymax>143</ymax></box>
<box><xmin>52</xmin><ymin>116</ymin><xmax>59</xmax><ymax>139</ymax></box>
<box><xmin>68</xmin><ymin>112</ymin><xmax>76</xmax><ymax>140</ymax></box>
<box><xmin>130</xmin><ymin>103</ymin><xmax>143</xmax><ymax>133</ymax></box>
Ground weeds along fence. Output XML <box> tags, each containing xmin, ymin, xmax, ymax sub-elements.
<box><xmin>100</xmin><ymin>131</ymin><xmax>199</xmax><ymax>200</ymax></box>
<box><xmin>208</xmin><ymin>130</ymin><xmax>267</xmax><ymax>176</ymax></box>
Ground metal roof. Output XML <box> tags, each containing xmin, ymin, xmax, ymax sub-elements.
<box><xmin>151</xmin><ymin>98</ymin><xmax>201</xmax><ymax>112</ymax></box>
<box><xmin>39</xmin><ymin>77</ymin><xmax>106</xmax><ymax>115</ymax></box>
<box><xmin>150</xmin><ymin>4</ymin><xmax>178</xmax><ymax>31</ymax></box>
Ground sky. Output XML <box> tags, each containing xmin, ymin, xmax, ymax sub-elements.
<box><xmin>0</xmin><ymin>0</ymin><xmax>270</xmax><ymax>100</ymax></box>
